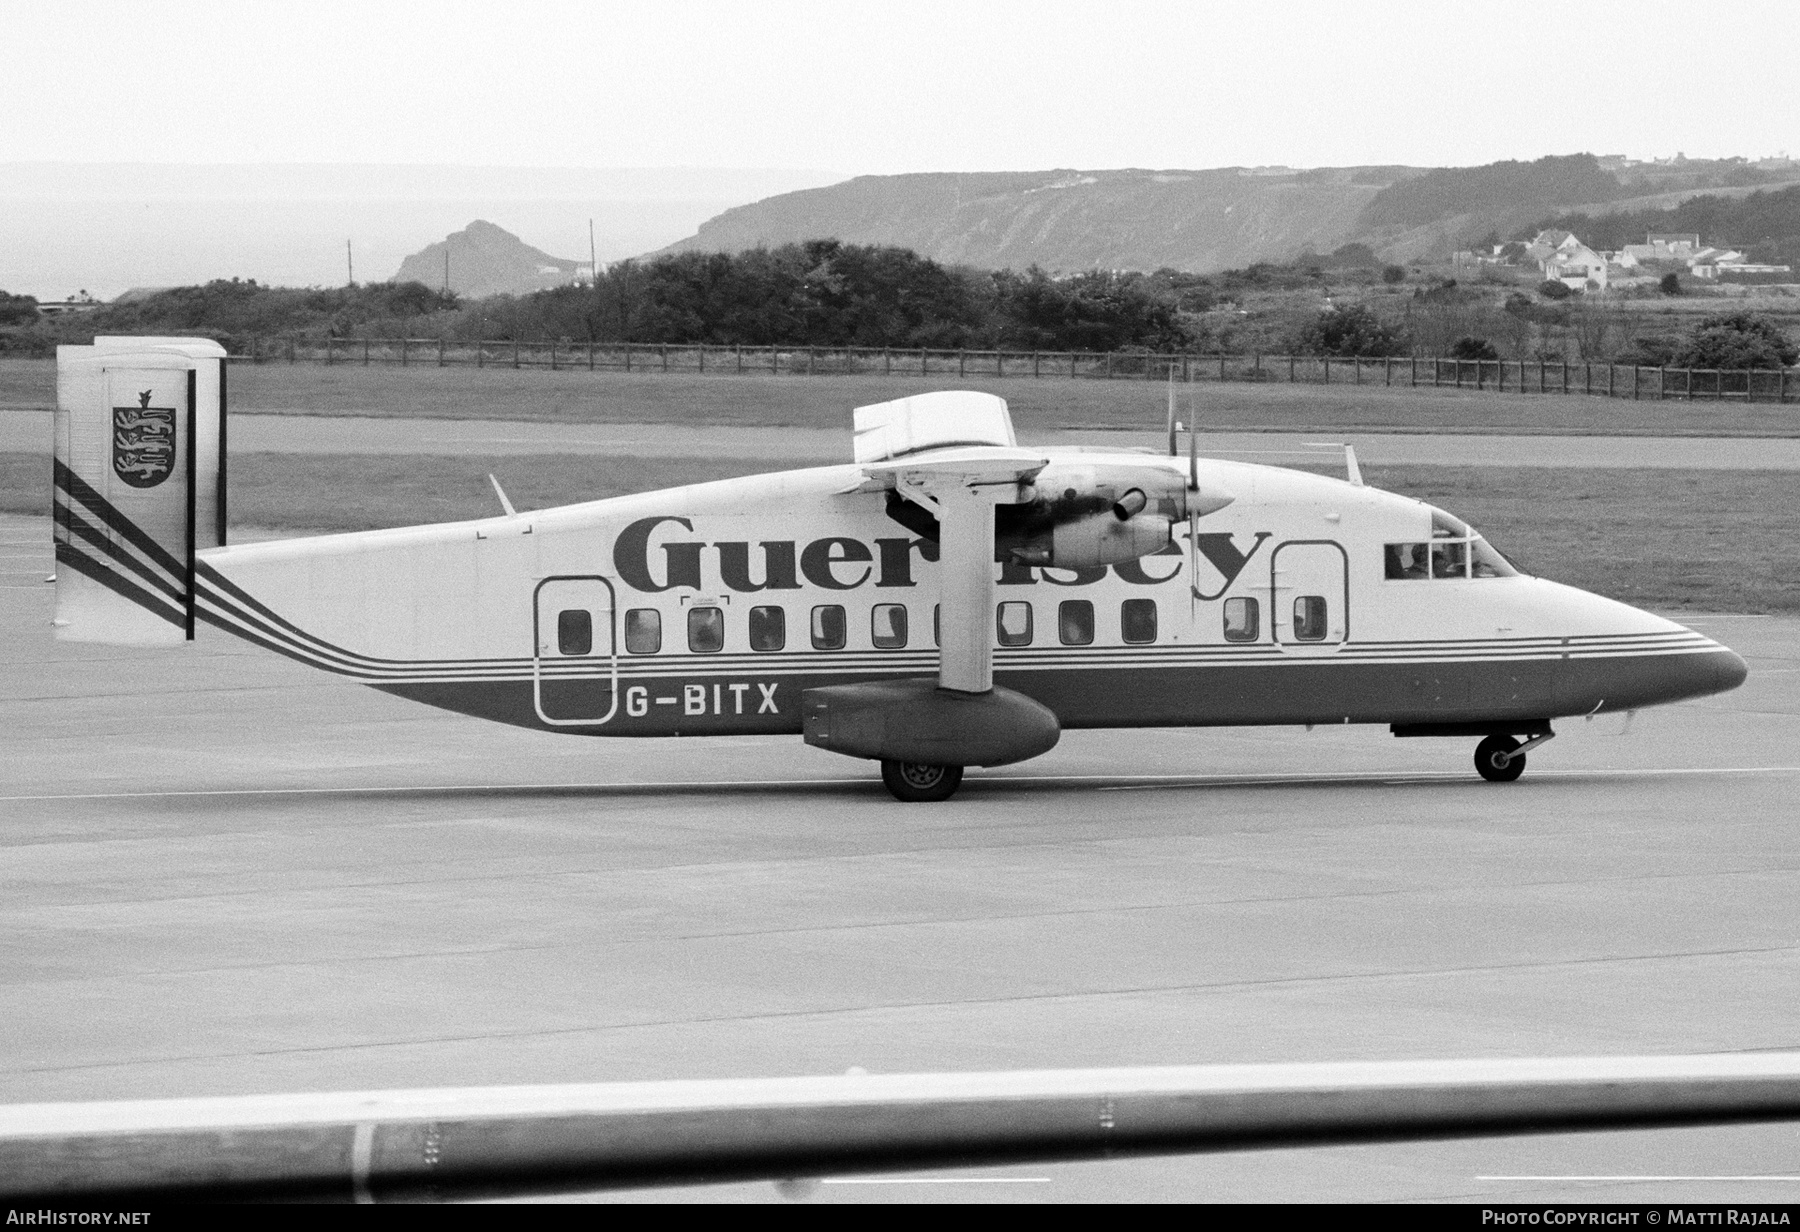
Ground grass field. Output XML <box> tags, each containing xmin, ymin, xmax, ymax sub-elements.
<box><xmin>5</xmin><ymin>450</ymin><xmax>1792</xmax><ymax>613</ymax></box>
<box><xmin>5</xmin><ymin>358</ymin><xmax>1800</xmax><ymax>437</ymax></box>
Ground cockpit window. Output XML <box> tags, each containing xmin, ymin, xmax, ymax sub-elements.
<box><xmin>1430</xmin><ymin>508</ymin><xmax>1471</xmax><ymax>539</ymax></box>
<box><xmin>1470</xmin><ymin>539</ymin><xmax>1520</xmax><ymax>578</ymax></box>
<box><xmin>1385</xmin><ymin>543</ymin><xmax>1431</xmax><ymax>580</ymax></box>
<box><xmin>1432</xmin><ymin>540</ymin><xmax>1468</xmax><ymax>579</ymax></box>
<box><xmin>1387</xmin><ymin>506</ymin><xmax>1519</xmax><ymax>580</ymax></box>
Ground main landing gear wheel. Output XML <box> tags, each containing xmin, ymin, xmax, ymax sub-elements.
<box><xmin>880</xmin><ymin>760</ymin><xmax>965</xmax><ymax>803</ymax></box>
<box><xmin>1474</xmin><ymin>734</ymin><xmax>1526</xmax><ymax>783</ymax></box>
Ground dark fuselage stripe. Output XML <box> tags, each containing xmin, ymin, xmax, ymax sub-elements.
<box><xmin>53</xmin><ymin>459</ymin><xmax>187</xmax><ymax>580</ymax></box>
<box><xmin>54</xmin><ymin>541</ymin><xmax>185</xmax><ymax>629</ymax></box>
<box><xmin>54</xmin><ymin>501</ymin><xmax>186</xmax><ymax>606</ymax></box>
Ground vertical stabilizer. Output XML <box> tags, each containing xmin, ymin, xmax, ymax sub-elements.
<box><xmin>52</xmin><ymin>337</ymin><xmax>227</xmax><ymax>644</ymax></box>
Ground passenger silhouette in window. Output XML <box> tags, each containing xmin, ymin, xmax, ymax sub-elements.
<box><xmin>624</xmin><ymin>608</ymin><xmax>661</xmax><ymax>655</ymax></box>
<box><xmin>872</xmin><ymin>604</ymin><xmax>908</xmax><ymax>649</ymax></box>
<box><xmin>811</xmin><ymin>605</ymin><xmax>846</xmax><ymax>650</ymax></box>
<box><xmin>749</xmin><ymin>605</ymin><xmax>785</xmax><ymax>652</ymax></box>
<box><xmin>687</xmin><ymin>606</ymin><xmax>724</xmax><ymax>653</ymax></box>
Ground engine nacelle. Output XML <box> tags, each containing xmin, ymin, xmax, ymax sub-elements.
<box><xmin>997</xmin><ymin>461</ymin><xmax>1192</xmax><ymax>568</ymax></box>
<box><xmin>882</xmin><ymin>459</ymin><xmax>1234</xmax><ymax>569</ymax></box>
<box><xmin>1010</xmin><ymin>512</ymin><xmax>1173</xmax><ymax>568</ymax></box>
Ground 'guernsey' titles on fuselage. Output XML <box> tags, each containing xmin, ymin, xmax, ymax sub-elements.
<box><xmin>610</xmin><ymin>514</ymin><xmax>1271</xmax><ymax>594</ymax></box>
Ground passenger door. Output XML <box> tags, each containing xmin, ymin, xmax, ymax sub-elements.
<box><xmin>1270</xmin><ymin>541</ymin><xmax>1348</xmax><ymax>653</ymax></box>
<box><xmin>532</xmin><ymin>576</ymin><xmax>617</xmax><ymax>725</ymax></box>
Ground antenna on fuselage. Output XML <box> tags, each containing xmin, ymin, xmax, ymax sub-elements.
<box><xmin>1166</xmin><ymin>366</ymin><xmax>1177</xmax><ymax>457</ymax></box>
<box><xmin>488</xmin><ymin>473</ymin><xmax>517</xmax><ymax>517</ymax></box>
<box><xmin>1304</xmin><ymin>442</ymin><xmax>1365</xmax><ymax>487</ymax></box>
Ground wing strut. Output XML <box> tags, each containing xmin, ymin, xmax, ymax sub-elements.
<box><xmin>930</xmin><ymin>481</ymin><xmax>1002</xmax><ymax>694</ymax></box>
<box><xmin>865</xmin><ymin>449</ymin><xmax>1048</xmax><ymax>695</ymax></box>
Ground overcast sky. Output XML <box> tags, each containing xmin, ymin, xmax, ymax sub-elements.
<box><xmin>7</xmin><ymin>0</ymin><xmax>1796</xmax><ymax>173</ymax></box>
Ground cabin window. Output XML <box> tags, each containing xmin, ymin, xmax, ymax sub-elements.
<box><xmin>687</xmin><ymin>605</ymin><xmax>724</xmax><ymax>653</ymax></box>
<box><xmin>1059</xmin><ymin>600</ymin><xmax>1094</xmax><ymax>646</ymax></box>
<box><xmin>555</xmin><ymin>609</ymin><xmax>593</xmax><ymax>656</ymax></box>
<box><xmin>1223</xmin><ymin>596</ymin><xmax>1259</xmax><ymax>643</ymax></box>
<box><xmin>997</xmin><ymin>601</ymin><xmax>1033</xmax><ymax>647</ymax></box>
<box><xmin>872</xmin><ymin>603</ymin><xmax>908</xmax><ymax>649</ymax></box>
<box><xmin>1121</xmin><ymin>598</ymin><xmax>1157</xmax><ymax>645</ymax></box>
<box><xmin>811</xmin><ymin>604</ymin><xmax>846</xmax><ymax>650</ymax></box>
<box><xmin>1293</xmin><ymin>595</ymin><xmax>1328</xmax><ymax>641</ymax></box>
<box><xmin>748</xmin><ymin>605</ymin><xmax>785</xmax><ymax>652</ymax></box>
<box><xmin>624</xmin><ymin>608</ymin><xmax>661</xmax><ymax>655</ymax></box>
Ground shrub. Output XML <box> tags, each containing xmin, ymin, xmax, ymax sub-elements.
<box><xmin>1294</xmin><ymin>303</ymin><xmax>1408</xmax><ymax>357</ymax></box>
<box><xmin>1381</xmin><ymin>265</ymin><xmax>1406</xmax><ymax>284</ymax></box>
<box><xmin>1672</xmin><ymin>311</ymin><xmax>1798</xmax><ymax>369</ymax></box>
<box><xmin>1617</xmin><ymin>336</ymin><xmax>1680</xmax><ymax>366</ymax></box>
<box><xmin>0</xmin><ymin>291</ymin><xmax>39</xmax><ymax>326</ymax></box>
<box><xmin>1539</xmin><ymin>280</ymin><xmax>1573</xmax><ymax>300</ymax></box>
<box><xmin>1324</xmin><ymin>242</ymin><xmax>1379</xmax><ymax>268</ymax></box>
<box><xmin>1659</xmin><ymin>272</ymin><xmax>1683</xmax><ymax>296</ymax></box>
<box><xmin>1449</xmin><ymin>336</ymin><xmax>1499</xmax><ymax>361</ymax></box>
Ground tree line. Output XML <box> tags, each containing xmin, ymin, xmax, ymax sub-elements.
<box><xmin>3</xmin><ymin>242</ymin><xmax>1194</xmax><ymax>356</ymax></box>
<box><xmin>2</xmin><ymin>239</ymin><xmax>1795</xmax><ymax>367</ymax></box>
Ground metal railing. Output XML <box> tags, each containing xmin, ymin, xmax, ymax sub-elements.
<box><xmin>7</xmin><ymin>1052</ymin><xmax>1800</xmax><ymax>1202</ymax></box>
<box><xmin>232</xmin><ymin>338</ymin><xmax>1800</xmax><ymax>403</ymax></box>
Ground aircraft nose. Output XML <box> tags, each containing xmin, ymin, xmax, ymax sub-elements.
<box><xmin>1715</xmin><ymin>648</ymin><xmax>1749</xmax><ymax>693</ymax></box>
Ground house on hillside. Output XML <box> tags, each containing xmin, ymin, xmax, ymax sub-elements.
<box><xmin>1616</xmin><ymin>232</ymin><xmax>1705</xmax><ymax>269</ymax></box>
<box><xmin>1689</xmin><ymin>247</ymin><xmax>1792</xmax><ymax>278</ymax></box>
<box><xmin>1538</xmin><ymin>234</ymin><xmax>1610</xmax><ymax>290</ymax></box>
<box><xmin>1685</xmin><ymin>246</ymin><xmax>1745</xmax><ymax>278</ymax></box>
<box><xmin>1524</xmin><ymin>229</ymin><xmax>1573</xmax><ymax>265</ymax></box>
<box><xmin>35</xmin><ymin>291</ymin><xmax>103</xmax><ymax>317</ymax></box>
<box><xmin>1452</xmin><ymin>246</ymin><xmax>1508</xmax><ymax>268</ymax></box>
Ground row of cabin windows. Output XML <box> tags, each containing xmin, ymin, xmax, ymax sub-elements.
<box><xmin>584</xmin><ymin>600</ymin><xmax>1165</xmax><ymax>656</ymax></box>
<box><xmin>555</xmin><ymin>595</ymin><xmax>1332</xmax><ymax>654</ymax></box>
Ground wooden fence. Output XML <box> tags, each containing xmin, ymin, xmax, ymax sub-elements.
<box><xmin>233</xmin><ymin>338</ymin><xmax>1800</xmax><ymax>404</ymax></box>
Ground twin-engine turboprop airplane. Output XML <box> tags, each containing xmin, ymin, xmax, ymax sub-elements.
<box><xmin>52</xmin><ymin>337</ymin><xmax>1748</xmax><ymax>801</ymax></box>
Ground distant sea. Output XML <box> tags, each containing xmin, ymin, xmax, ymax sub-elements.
<box><xmin>0</xmin><ymin>164</ymin><xmax>841</xmax><ymax>301</ymax></box>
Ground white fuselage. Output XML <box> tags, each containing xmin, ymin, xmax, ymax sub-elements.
<box><xmin>189</xmin><ymin>452</ymin><xmax>1742</xmax><ymax>738</ymax></box>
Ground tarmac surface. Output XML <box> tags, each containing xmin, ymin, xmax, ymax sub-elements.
<box><xmin>9</xmin><ymin>407</ymin><xmax>1800</xmax><ymax>468</ymax></box>
<box><xmin>4</xmin><ymin>508</ymin><xmax>1799</xmax><ymax>1203</ymax></box>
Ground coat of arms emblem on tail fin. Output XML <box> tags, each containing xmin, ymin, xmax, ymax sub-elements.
<box><xmin>112</xmin><ymin>389</ymin><xmax>176</xmax><ymax>488</ymax></box>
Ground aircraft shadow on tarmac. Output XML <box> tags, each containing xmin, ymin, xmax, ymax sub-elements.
<box><xmin>45</xmin><ymin>765</ymin><xmax>1765</xmax><ymax>809</ymax></box>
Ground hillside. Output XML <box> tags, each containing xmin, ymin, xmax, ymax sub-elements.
<box><xmin>656</xmin><ymin>155</ymin><xmax>1796</xmax><ymax>275</ymax></box>
<box><xmin>393</xmin><ymin>220</ymin><xmax>586</xmax><ymax>297</ymax></box>
<box><xmin>657</xmin><ymin>168</ymin><xmax>1411</xmax><ymax>273</ymax></box>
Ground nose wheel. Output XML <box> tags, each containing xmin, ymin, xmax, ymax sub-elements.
<box><xmin>1474</xmin><ymin>734</ymin><xmax>1526</xmax><ymax>782</ymax></box>
<box><xmin>881</xmin><ymin>760</ymin><xmax>964</xmax><ymax>802</ymax></box>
